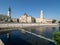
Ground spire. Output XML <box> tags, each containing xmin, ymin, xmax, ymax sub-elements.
<box><xmin>23</xmin><ymin>13</ymin><xmax>28</xmax><ymax>16</ymax></box>
<box><xmin>9</xmin><ymin>7</ymin><xmax>11</xmax><ymax>11</ymax></box>
<box><xmin>40</xmin><ymin>10</ymin><xmax>44</xmax><ymax>19</ymax></box>
<box><xmin>7</xmin><ymin>7</ymin><xmax>11</xmax><ymax>18</ymax></box>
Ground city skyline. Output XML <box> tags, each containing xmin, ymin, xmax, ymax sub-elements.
<box><xmin>0</xmin><ymin>0</ymin><xmax>60</xmax><ymax>20</ymax></box>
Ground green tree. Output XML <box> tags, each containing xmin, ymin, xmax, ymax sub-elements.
<box><xmin>52</xmin><ymin>20</ymin><xmax>56</xmax><ymax>23</ymax></box>
<box><xmin>10</xmin><ymin>19</ymin><xmax>13</xmax><ymax>22</ymax></box>
<box><xmin>53</xmin><ymin>32</ymin><xmax>60</xmax><ymax>45</ymax></box>
<box><xmin>34</xmin><ymin>18</ymin><xmax>36</xmax><ymax>23</ymax></box>
<box><xmin>58</xmin><ymin>21</ymin><xmax>60</xmax><ymax>23</ymax></box>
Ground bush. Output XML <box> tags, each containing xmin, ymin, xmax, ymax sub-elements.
<box><xmin>58</xmin><ymin>21</ymin><xmax>60</xmax><ymax>23</ymax></box>
<box><xmin>53</xmin><ymin>32</ymin><xmax>60</xmax><ymax>45</ymax></box>
<box><xmin>52</xmin><ymin>20</ymin><xmax>56</xmax><ymax>23</ymax></box>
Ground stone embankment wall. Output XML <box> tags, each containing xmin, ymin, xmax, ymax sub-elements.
<box><xmin>0</xmin><ymin>23</ymin><xmax>59</xmax><ymax>28</ymax></box>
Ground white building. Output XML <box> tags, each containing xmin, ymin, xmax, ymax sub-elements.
<box><xmin>36</xmin><ymin>10</ymin><xmax>53</xmax><ymax>23</ymax></box>
<box><xmin>19</xmin><ymin>13</ymin><xmax>27</xmax><ymax>23</ymax></box>
<box><xmin>27</xmin><ymin>16</ymin><xmax>35</xmax><ymax>23</ymax></box>
<box><xmin>19</xmin><ymin>13</ymin><xmax>35</xmax><ymax>23</ymax></box>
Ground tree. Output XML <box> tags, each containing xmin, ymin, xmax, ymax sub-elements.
<box><xmin>53</xmin><ymin>32</ymin><xmax>60</xmax><ymax>45</ymax></box>
<box><xmin>58</xmin><ymin>21</ymin><xmax>60</xmax><ymax>23</ymax></box>
<box><xmin>17</xmin><ymin>19</ymin><xmax>19</xmax><ymax>23</ymax></box>
<box><xmin>10</xmin><ymin>19</ymin><xmax>13</xmax><ymax>22</ymax></box>
<box><xmin>52</xmin><ymin>20</ymin><xmax>56</xmax><ymax>23</ymax></box>
<box><xmin>34</xmin><ymin>18</ymin><xmax>36</xmax><ymax>23</ymax></box>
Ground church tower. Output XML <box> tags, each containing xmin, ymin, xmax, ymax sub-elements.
<box><xmin>40</xmin><ymin>10</ymin><xmax>44</xmax><ymax>19</ymax></box>
<box><xmin>8</xmin><ymin>7</ymin><xmax>11</xmax><ymax>18</ymax></box>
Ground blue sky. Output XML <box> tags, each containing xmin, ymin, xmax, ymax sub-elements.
<box><xmin>0</xmin><ymin>0</ymin><xmax>60</xmax><ymax>20</ymax></box>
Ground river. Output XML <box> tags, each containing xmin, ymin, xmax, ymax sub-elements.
<box><xmin>0</xmin><ymin>26</ymin><xmax>60</xmax><ymax>45</ymax></box>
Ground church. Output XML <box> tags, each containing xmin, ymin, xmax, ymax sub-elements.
<box><xmin>0</xmin><ymin>8</ymin><xmax>11</xmax><ymax>22</ymax></box>
<box><xmin>36</xmin><ymin>10</ymin><xmax>53</xmax><ymax>23</ymax></box>
<box><xmin>19</xmin><ymin>13</ymin><xmax>35</xmax><ymax>23</ymax></box>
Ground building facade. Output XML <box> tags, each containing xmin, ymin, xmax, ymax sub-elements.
<box><xmin>19</xmin><ymin>13</ymin><xmax>35</xmax><ymax>23</ymax></box>
<box><xmin>11</xmin><ymin>18</ymin><xmax>18</xmax><ymax>22</ymax></box>
<box><xmin>19</xmin><ymin>13</ymin><xmax>27</xmax><ymax>23</ymax></box>
<box><xmin>27</xmin><ymin>16</ymin><xmax>35</xmax><ymax>23</ymax></box>
<box><xmin>36</xmin><ymin>10</ymin><xmax>53</xmax><ymax>23</ymax></box>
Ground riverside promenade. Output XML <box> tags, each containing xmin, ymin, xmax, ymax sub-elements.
<box><xmin>0</xmin><ymin>23</ymin><xmax>59</xmax><ymax>29</ymax></box>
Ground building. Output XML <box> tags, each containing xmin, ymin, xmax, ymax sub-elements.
<box><xmin>27</xmin><ymin>16</ymin><xmax>35</xmax><ymax>23</ymax></box>
<box><xmin>0</xmin><ymin>8</ymin><xmax>11</xmax><ymax>22</ymax></box>
<box><xmin>46</xmin><ymin>19</ymin><xmax>53</xmax><ymax>23</ymax></box>
<box><xmin>19</xmin><ymin>13</ymin><xmax>27</xmax><ymax>23</ymax></box>
<box><xmin>36</xmin><ymin>10</ymin><xmax>46</xmax><ymax>23</ymax></box>
<box><xmin>19</xmin><ymin>13</ymin><xmax>35</xmax><ymax>23</ymax></box>
<box><xmin>36</xmin><ymin>10</ymin><xmax>53</xmax><ymax>23</ymax></box>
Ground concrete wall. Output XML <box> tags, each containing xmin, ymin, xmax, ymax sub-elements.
<box><xmin>0</xmin><ymin>23</ymin><xmax>59</xmax><ymax>28</ymax></box>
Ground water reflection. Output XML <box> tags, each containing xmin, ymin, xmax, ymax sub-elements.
<box><xmin>0</xmin><ymin>26</ymin><xmax>59</xmax><ymax>45</ymax></box>
<box><xmin>8</xmin><ymin>30</ymin><xmax>32</xmax><ymax>45</ymax></box>
<box><xmin>23</xmin><ymin>26</ymin><xmax>59</xmax><ymax>39</ymax></box>
<box><xmin>0</xmin><ymin>30</ymin><xmax>32</xmax><ymax>45</ymax></box>
<box><xmin>59</xmin><ymin>27</ymin><xmax>60</xmax><ymax>31</ymax></box>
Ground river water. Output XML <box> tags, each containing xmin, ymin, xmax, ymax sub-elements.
<box><xmin>23</xmin><ymin>26</ymin><xmax>60</xmax><ymax>39</ymax></box>
<box><xmin>0</xmin><ymin>26</ymin><xmax>60</xmax><ymax>45</ymax></box>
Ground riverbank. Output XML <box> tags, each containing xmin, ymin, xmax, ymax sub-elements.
<box><xmin>0</xmin><ymin>23</ymin><xmax>59</xmax><ymax>29</ymax></box>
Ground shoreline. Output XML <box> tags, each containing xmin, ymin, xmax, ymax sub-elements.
<box><xmin>0</xmin><ymin>23</ymin><xmax>59</xmax><ymax>29</ymax></box>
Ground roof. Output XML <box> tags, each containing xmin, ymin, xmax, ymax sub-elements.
<box><xmin>22</xmin><ymin>13</ymin><xmax>28</xmax><ymax>16</ymax></box>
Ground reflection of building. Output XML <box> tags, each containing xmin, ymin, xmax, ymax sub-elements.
<box><xmin>0</xmin><ymin>8</ymin><xmax>11</xmax><ymax>22</ymax></box>
<box><xmin>19</xmin><ymin>13</ymin><xmax>35</xmax><ymax>23</ymax></box>
<box><xmin>36</xmin><ymin>27</ymin><xmax>46</xmax><ymax>34</ymax></box>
